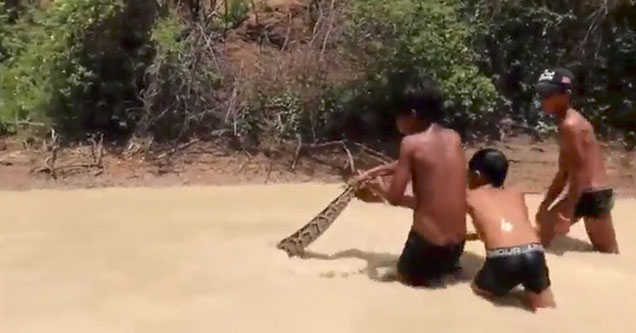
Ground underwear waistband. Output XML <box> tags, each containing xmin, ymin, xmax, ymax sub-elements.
<box><xmin>581</xmin><ymin>186</ymin><xmax>613</xmax><ymax>193</ymax></box>
<box><xmin>486</xmin><ymin>243</ymin><xmax>544</xmax><ymax>258</ymax></box>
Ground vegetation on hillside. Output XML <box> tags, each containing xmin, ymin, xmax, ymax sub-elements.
<box><xmin>0</xmin><ymin>0</ymin><xmax>634</xmax><ymax>147</ymax></box>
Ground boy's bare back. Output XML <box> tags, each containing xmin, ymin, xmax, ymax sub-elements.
<box><xmin>358</xmin><ymin>75</ymin><xmax>468</xmax><ymax>287</ymax></box>
<box><xmin>557</xmin><ymin>110</ymin><xmax>608</xmax><ymax>192</ymax></box>
<box><xmin>467</xmin><ymin>188</ymin><xmax>538</xmax><ymax>249</ymax></box>
<box><xmin>401</xmin><ymin>124</ymin><xmax>466</xmax><ymax>245</ymax></box>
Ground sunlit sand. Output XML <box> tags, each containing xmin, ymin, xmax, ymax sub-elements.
<box><xmin>1</xmin><ymin>184</ymin><xmax>635</xmax><ymax>332</ymax></box>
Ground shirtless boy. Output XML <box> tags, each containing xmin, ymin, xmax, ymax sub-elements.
<box><xmin>466</xmin><ymin>149</ymin><xmax>555</xmax><ymax>311</ymax></box>
<box><xmin>534</xmin><ymin>68</ymin><xmax>619</xmax><ymax>254</ymax></box>
<box><xmin>356</xmin><ymin>76</ymin><xmax>467</xmax><ymax>287</ymax></box>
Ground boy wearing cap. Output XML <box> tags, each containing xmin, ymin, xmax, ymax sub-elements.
<box><xmin>534</xmin><ymin>68</ymin><xmax>619</xmax><ymax>254</ymax></box>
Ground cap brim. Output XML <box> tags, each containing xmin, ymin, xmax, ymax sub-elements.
<box><xmin>535</xmin><ymin>82</ymin><xmax>561</xmax><ymax>98</ymax></box>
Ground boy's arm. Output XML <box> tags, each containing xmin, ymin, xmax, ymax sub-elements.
<box><xmin>520</xmin><ymin>191</ymin><xmax>532</xmax><ymax>222</ymax></box>
<box><xmin>371</xmin><ymin>138</ymin><xmax>412</xmax><ymax>207</ymax></box>
<box><xmin>539</xmin><ymin>151</ymin><xmax>568</xmax><ymax>211</ymax></box>
<box><xmin>465</xmin><ymin>195</ymin><xmax>486</xmax><ymax>242</ymax></box>
<box><xmin>555</xmin><ymin>126</ymin><xmax>588</xmax><ymax>221</ymax></box>
<box><xmin>394</xmin><ymin>194</ymin><xmax>416</xmax><ymax>209</ymax></box>
<box><xmin>367</xmin><ymin>161</ymin><xmax>398</xmax><ymax>177</ymax></box>
<box><xmin>385</xmin><ymin>138</ymin><xmax>413</xmax><ymax>206</ymax></box>
<box><xmin>354</xmin><ymin>161</ymin><xmax>397</xmax><ymax>183</ymax></box>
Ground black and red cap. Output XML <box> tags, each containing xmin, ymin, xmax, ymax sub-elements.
<box><xmin>536</xmin><ymin>67</ymin><xmax>574</xmax><ymax>99</ymax></box>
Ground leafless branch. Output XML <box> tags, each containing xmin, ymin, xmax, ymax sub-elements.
<box><xmin>89</xmin><ymin>133</ymin><xmax>105</xmax><ymax>167</ymax></box>
<box><xmin>292</xmin><ymin>134</ymin><xmax>303</xmax><ymax>170</ymax></box>
<box><xmin>33</xmin><ymin>130</ymin><xmax>60</xmax><ymax>179</ymax></box>
<box><xmin>14</xmin><ymin>120</ymin><xmax>47</xmax><ymax>128</ymax></box>
<box><xmin>156</xmin><ymin>138</ymin><xmax>200</xmax><ymax>159</ymax></box>
<box><xmin>281</xmin><ymin>12</ymin><xmax>292</xmax><ymax>51</ymax></box>
<box><xmin>350</xmin><ymin>141</ymin><xmax>392</xmax><ymax>163</ymax></box>
<box><xmin>265</xmin><ymin>160</ymin><xmax>274</xmax><ymax>183</ymax></box>
<box><xmin>308</xmin><ymin>0</ymin><xmax>324</xmax><ymax>48</ymax></box>
<box><xmin>342</xmin><ymin>142</ymin><xmax>355</xmax><ymax>173</ymax></box>
<box><xmin>306</xmin><ymin>140</ymin><xmax>346</xmax><ymax>149</ymax></box>
<box><xmin>320</xmin><ymin>0</ymin><xmax>336</xmax><ymax>59</ymax></box>
<box><xmin>251</xmin><ymin>0</ymin><xmax>259</xmax><ymax>26</ymax></box>
<box><xmin>237</xmin><ymin>152</ymin><xmax>252</xmax><ymax>173</ymax></box>
<box><xmin>294</xmin><ymin>139</ymin><xmax>357</xmax><ymax>173</ymax></box>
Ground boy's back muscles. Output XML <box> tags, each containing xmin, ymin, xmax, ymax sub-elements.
<box><xmin>467</xmin><ymin>188</ymin><xmax>539</xmax><ymax>249</ymax></box>
<box><xmin>407</xmin><ymin>126</ymin><xmax>467</xmax><ymax>244</ymax></box>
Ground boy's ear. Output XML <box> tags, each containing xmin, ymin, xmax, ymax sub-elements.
<box><xmin>472</xmin><ymin>170</ymin><xmax>486</xmax><ymax>185</ymax></box>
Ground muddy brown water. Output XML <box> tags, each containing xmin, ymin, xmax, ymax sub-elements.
<box><xmin>1</xmin><ymin>184</ymin><xmax>635</xmax><ymax>332</ymax></box>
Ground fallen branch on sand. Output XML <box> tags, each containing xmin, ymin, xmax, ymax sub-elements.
<box><xmin>292</xmin><ymin>139</ymin><xmax>376</xmax><ymax>173</ymax></box>
<box><xmin>237</xmin><ymin>151</ymin><xmax>253</xmax><ymax>173</ymax></box>
<box><xmin>33</xmin><ymin>132</ymin><xmax>105</xmax><ymax>179</ymax></box>
<box><xmin>291</xmin><ymin>134</ymin><xmax>303</xmax><ymax>170</ymax></box>
<box><xmin>156</xmin><ymin>138</ymin><xmax>200</xmax><ymax>160</ymax></box>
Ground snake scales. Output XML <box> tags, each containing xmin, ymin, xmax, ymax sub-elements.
<box><xmin>276</xmin><ymin>180</ymin><xmax>479</xmax><ymax>257</ymax></box>
<box><xmin>276</xmin><ymin>180</ymin><xmax>375</xmax><ymax>257</ymax></box>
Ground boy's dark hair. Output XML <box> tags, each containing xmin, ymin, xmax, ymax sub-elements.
<box><xmin>469</xmin><ymin>148</ymin><xmax>509</xmax><ymax>188</ymax></box>
<box><xmin>394</xmin><ymin>75</ymin><xmax>443</xmax><ymax>122</ymax></box>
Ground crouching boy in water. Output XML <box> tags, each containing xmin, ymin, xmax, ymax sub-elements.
<box><xmin>467</xmin><ymin>149</ymin><xmax>556</xmax><ymax>311</ymax></box>
<box><xmin>357</xmin><ymin>76</ymin><xmax>467</xmax><ymax>287</ymax></box>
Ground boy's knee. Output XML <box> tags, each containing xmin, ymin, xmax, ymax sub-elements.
<box><xmin>471</xmin><ymin>281</ymin><xmax>493</xmax><ymax>299</ymax></box>
<box><xmin>539</xmin><ymin>232</ymin><xmax>554</xmax><ymax>248</ymax></box>
<box><xmin>554</xmin><ymin>219</ymin><xmax>571</xmax><ymax>236</ymax></box>
<box><xmin>595</xmin><ymin>244</ymin><xmax>619</xmax><ymax>254</ymax></box>
<box><xmin>588</xmin><ymin>232</ymin><xmax>620</xmax><ymax>254</ymax></box>
<box><xmin>528</xmin><ymin>286</ymin><xmax>556</xmax><ymax>303</ymax></box>
<box><xmin>526</xmin><ymin>294</ymin><xmax>556</xmax><ymax>312</ymax></box>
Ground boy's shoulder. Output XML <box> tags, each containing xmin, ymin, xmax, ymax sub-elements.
<box><xmin>467</xmin><ymin>187</ymin><xmax>524</xmax><ymax>202</ymax></box>
<box><xmin>466</xmin><ymin>188</ymin><xmax>486</xmax><ymax>205</ymax></box>
<box><xmin>435</xmin><ymin>125</ymin><xmax>461</xmax><ymax>139</ymax></box>
<box><xmin>497</xmin><ymin>187</ymin><xmax>525</xmax><ymax>200</ymax></box>
<box><xmin>412</xmin><ymin>126</ymin><xmax>461</xmax><ymax>144</ymax></box>
<box><xmin>561</xmin><ymin>110</ymin><xmax>593</xmax><ymax>134</ymax></box>
<box><xmin>504</xmin><ymin>187</ymin><xmax>526</xmax><ymax>205</ymax></box>
<box><xmin>399</xmin><ymin>134</ymin><xmax>420</xmax><ymax>152</ymax></box>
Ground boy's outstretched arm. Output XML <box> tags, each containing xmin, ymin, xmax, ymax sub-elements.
<box><xmin>384</xmin><ymin>138</ymin><xmax>413</xmax><ymax>207</ymax></box>
<box><xmin>539</xmin><ymin>152</ymin><xmax>568</xmax><ymax>212</ymax></box>
<box><xmin>466</xmin><ymin>193</ymin><xmax>486</xmax><ymax>242</ymax></box>
<box><xmin>368</xmin><ymin>138</ymin><xmax>413</xmax><ymax>208</ymax></box>
<box><xmin>353</xmin><ymin>161</ymin><xmax>397</xmax><ymax>183</ymax></box>
<box><xmin>366</xmin><ymin>161</ymin><xmax>398</xmax><ymax>177</ymax></box>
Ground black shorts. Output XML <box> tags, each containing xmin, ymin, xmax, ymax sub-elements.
<box><xmin>574</xmin><ymin>187</ymin><xmax>614</xmax><ymax>221</ymax></box>
<box><xmin>474</xmin><ymin>243</ymin><xmax>551</xmax><ymax>296</ymax></box>
<box><xmin>397</xmin><ymin>231</ymin><xmax>465</xmax><ymax>287</ymax></box>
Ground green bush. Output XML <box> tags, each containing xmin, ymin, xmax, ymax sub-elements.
<box><xmin>224</xmin><ymin>0</ymin><xmax>249</xmax><ymax>28</ymax></box>
<box><xmin>467</xmin><ymin>0</ymin><xmax>636</xmax><ymax>138</ymax></box>
<box><xmin>51</xmin><ymin>0</ymin><xmax>157</xmax><ymax>138</ymax></box>
<box><xmin>138</xmin><ymin>8</ymin><xmax>224</xmax><ymax>141</ymax></box>
<box><xmin>0</xmin><ymin>5</ymin><xmax>9</xmax><ymax>62</ymax></box>
<box><xmin>1</xmin><ymin>0</ymin><xmax>633</xmax><ymax>146</ymax></box>
<box><xmin>340</xmin><ymin>0</ymin><xmax>499</xmax><ymax>137</ymax></box>
<box><xmin>0</xmin><ymin>0</ymin><xmax>158</xmax><ymax>139</ymax></box>
<box><xmin>0</xmin><ymin>1</ymin><xmax>125</xmax><ymax>133</ymax></box>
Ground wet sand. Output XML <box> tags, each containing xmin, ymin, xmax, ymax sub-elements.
<box><xmin>1</xmin><ymin>184</ymin><xmax>635</xmax><ymax>332</ymax></box>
